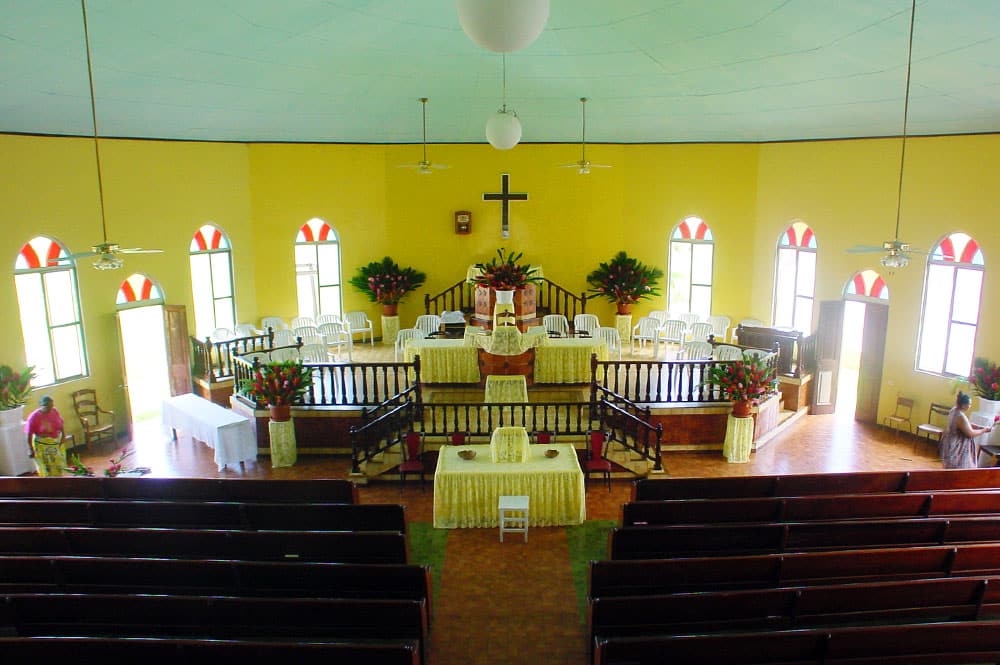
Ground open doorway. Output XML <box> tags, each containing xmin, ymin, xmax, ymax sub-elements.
<box><xmin>115</xmin><ymin>274</ymin><xmax>171</xmax><ymax>442</ymax></box>
<box><xmin>835</xmin><ymin>300</ymin><xmax>866</xmax><ymax>421</ymax></box>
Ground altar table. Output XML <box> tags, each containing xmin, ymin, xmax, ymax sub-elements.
<box><xmin>533</xmin><ymin>337</ymin><xmax>608</xmax><ymax>383</ymax></box>
<box><xmin>405</xmin><ymin>338</ymin><xmax>481</xmax><ymax>383</ymax></box>
<box><xmin>162</xmin><ymin>394</ymin><xmax>257</xmax><ymax>471</ymax></box>
<box><xmin>433</xmin><ymin>443</ymin><xmax>585</xmax><ymax>528</ymax></box>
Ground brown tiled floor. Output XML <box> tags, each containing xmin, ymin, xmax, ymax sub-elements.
<box><xmin>70</xmin><ymin>411</ymin><xmax>945</xmax><ymax>665</ymax></box>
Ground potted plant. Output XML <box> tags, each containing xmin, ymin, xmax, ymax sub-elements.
<box><xmin>703</xmin><ymin>352</ymin><xmax>778</xmax><ymax>417</ymax></box>
<box><xmin>0</xmin><ymin>364</ymin><xmax>35</xmax><ymax>425</ymax></box>
<box><xmin>969</xmin><ymin>357</ymin><xmax>1000</xmax><ymax>418</ymax></box>
<box><xmin>348</xmin><ymin>257</ymin><xmax>427</xmax><ymax>316</ymax></box>
<box><xmin>468</xmin><ymin>248</ymin><xmax>543</xmax><ymax>293</ymax></box>
<box><xmin>241</xmin><ymin>360</ymin><xmax>314</xmax><ymax>422</ymax></box>
<box><xmin>586</xmin><ymin>251</ymin><xmax>664</xmax><ymax>315</ymax></box>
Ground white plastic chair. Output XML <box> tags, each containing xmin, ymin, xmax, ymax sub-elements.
<box><xmin>649</xmin><ymin>310</ymin><xmax>670</xmax><ymax>326</ymax></box>
<box><xmin>316</xmin><ymin>314</ymin><xmax>342</xmax><ymax>326</ymax></box>
<box><xmin>272</xmin><ymin>329</ymin><xmax>295</xmax><ymax>347</ymax></box>
<box><xmin>394</xmin><ymin>328</ymin><xmax>427</xmax><ymax>362</ymax></box>
<box><xmin>300</xmin><ymin>343</ymin><xmax>329</xmax><ymax>363</ymax></box>
<box><xmin>210</xmin><ymin>327</ymin><xmax>234</xmax><ymax>341</ymax></box>
<box><xmin>319</xmin><ymin>322</ymin><xmax>353</xmax><ymax>361</ymax></box>
<box><xmin>260</xmin><ymin>316</ymin><xmax>289</xmax><ymax>332</ymax></box>
<box><xmin>743</xmin><ymin>348</ymin><xmax>770</xmax><ymax>360</ymax></box>
<box><xmin>234</xmin><ymin>323</ymin><xmax>257</xmax><ymax>338</ymax></box>
<box><xmin>543</xmin><ymin>314</ymin><xmax>570</xmax><ymax>337</ymax></box>
<box><xmin>708</xmin><ymin>315</ymin><xmax>731</xmax><ymax>343</ymax></box>
<box><xmin>270</xmin><ymin>347</ymin><xmax>299</xmax><ymax>362</ymax></box>
<box><xmin>688</xmin><ymin>322</ymin><xmax>714</xmax><ymax>343</ymax></box>
<box><xmin>291</xmin><ymin>316</ymin><xmax>316</xmax><ymax>329</ymax></box>
<box><xmin>631</xmin><ymin>317</ymin><xmax>662</xmax><ymax>356</ymax></box>
<box><xmin>740</xmin><ymin>318</ymin><xmax>765</xmax><ymax>328</ymax></box>
<box><xmin>414</xmin><ymin>314</ymin><xmax>442</xmax><ymax>337</ymax></box>
<box><xmin>573</xmin><ymin>313</ymin><xmax>600</xmax><ymax>336</ymax></box>
<box><xmin>677</xmin><ymin>312</ymin><xmax>700</xmax><ymax>328</ymax></box>
<box><xmin>658</xmin><ymin>319</ymin><xmax>687</xmax><ymax>347</ymax></box>
<box><xmin>595</xmin><ymin>326</ymin><xmax>622</xmax><ymax>360</ymax></box>
<box><xmin>293</xmin><ymin>325</ymin><xmax>321</xmax><ymax>342</ymax></box>
<box><xmin>715</xmin><ymin>345</ymin><xmax>744</xmax><ymax>361</ymax></box>
<box><xmin>345</xmin><ymin>311</ymin><xmax>374</xmax><ymax>346</ymax></box>
<box><xmin>678</xmin><ymin>341</ymin><xmax>713</xmax><ymax>360</ymax></box>
<box><xmin>299</xmin><ymin>335</ymin><xmax>325</xmax><ymax>348</ymax></box>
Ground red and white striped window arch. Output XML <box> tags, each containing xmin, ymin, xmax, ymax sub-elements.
<box><xmin>188</xmin><ymin>223</ymin><xmax>235</xmax><ymax>337</ymax></box>
<box><xmin>116</xmin><ymin>273</ymin><xmax>164</xmax><ymax>306</ymax></box>
<box><xmin>773</xmin><ymin>221</ymin><xmax>818</xmax><ymax>332</ymax></box>
<box><xmin>295</xmin><ymin>218</ymin><xmax>342</xmax><ymax>321</ymax></box>
<box><xmin>844</xmin><ymin>270</ymin><xmax>889</xmax><ymax>302</ymax></box>
<box><xmin>668</xmin><ymin>216</ymin><xmax>714</xmax><ymax>319</ymax></box>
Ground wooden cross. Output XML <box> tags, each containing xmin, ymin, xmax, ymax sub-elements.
<box><xmin>483</xmin><ymin>173</ymin><xmax>528</xmax><ymax>238</ymax></box>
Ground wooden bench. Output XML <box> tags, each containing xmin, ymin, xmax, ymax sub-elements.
<box><xmin>589</xmin><ymin>575</ymin><xmax>1000</xmax><ymax>642</ymax></box>
<box><xmin>0</xmin><ymin>593</ymin><xmax>428</xmax><ymax>661</ymax></box>
<box><xmin>0</xmin><ymin>477</ymin><xmax>358</xmax><ymax>503</ymax></box>
<box><xmin>593</xmin><ymin>619</ymin><xmax>1000</xmax><ymax>665</ymax></box>
<box><xmin>0</xmin><ymin>556</ymin><xmax>432</xmax><ymax>611</ymax></box>
<box><xmin>621</xmin><ymin>490</ymin><xmax>1000</xmax><ymax>526</ymax></box>
<box><xmin>633</xmin><ymin>468</ymin><xmax>1000</xmax><ymax>500</ymax></box>
<box><xmin>0</xmin><ymin>499</ymin><xmax>405</xmax><ymax>532</ymax></box>
<box><xmin>590</xmin><ymin>542</ymin><xmax>1000</xmax><ymax>597</ymax></box>
<box><xmin>609</xmin><ymin>516</ymin><xmax>1000</xmax><ymax>559</ymax></box>
<box><xmin>0</xmin><ymin>637</ymin><xmax>420</xmax><ymax>664</ymax></box>
<box><xmin>0</xmin><ymin>526</ymin><xmax>408</xmax><ymax>563</ymax></box>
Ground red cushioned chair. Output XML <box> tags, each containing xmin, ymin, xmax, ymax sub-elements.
<box><xmin>585</xmin><ymin>430</ymin><xmax>612</xmax><ymax>492</ymax></box>
<box><xmin>399</xmin><ymin>431</ymin><xmax>425</xmax><ymax>490</ymax></box>
<box><xmin>449</xmin><ymin>431</ymin><xmax>470</xmax><ymax>446</ymax></box>
<box><xmin>532</xmin><ymin>431</ymin><xmax>556</xmax><ymax>445</ymax></box>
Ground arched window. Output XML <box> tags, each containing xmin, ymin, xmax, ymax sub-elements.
<box><xmin>13</xmin><ymin>236</ymin><xmax>88</xmax><ymax>386</ymax></box>
<box><xmin>667</xmin><ymin>216</ymin><xmax>713</xmax><ymax>318</ymax></box>
<box><xmin>189</xmin><ymin>223</ymin><xmax>235</xmax><ymax>337</ymax></box>
<box><xmin>917</xmin><ymin>232</ymin><xmax>985</xmax><ymax>377</ymax></box>
<box><xmin>773</xmin><ymin>221</ymin><xmax>817</xmax><ymax>332</ymax></box>
<box><xmin>843</xmin><ymin>269</ymin><xmax>889</xmax><ymax>303</ymax></box>
<box><xmin>295</xmin><ymin>218</ymin><xmax>341</xmax><ymax>320</ymax></box>
<box><xmin>116</xmin><ymin>273</ymin><xmax>164</xmax><ymax>308</ymax></box>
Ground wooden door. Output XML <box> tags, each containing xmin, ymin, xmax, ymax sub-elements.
<box><xmin>854</xmin><ymin>302</ymin><xmax>889</xmax><ymax>424</ymax></box>
<box><xmin>811</xmin><ymin>300</ymin><xmax>844</xmax><ymax>414</ymax></box>
<box><xmin>163</xmin><ymin>305</ymin><xmax>192</xmax><ymax>396</ymax></box>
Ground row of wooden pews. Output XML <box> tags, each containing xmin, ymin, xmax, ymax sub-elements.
<box><xmin>589</xmin><ymin>468</ymin><xmax>1000</xmax><ymax>665</ymax></box>
<box><xmin>0</xmin><ymin>477</ymin><xmax>430</xmax><ymax>664</ymax></box>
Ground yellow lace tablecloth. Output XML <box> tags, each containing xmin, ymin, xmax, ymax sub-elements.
<box><xmin>723</xmin><ymin>414</ymin><xmax>754</xmax><ymax>463</ymax></box>
<box><xmin>534</xmin><ymin>338</ymin><xmax>608</xmax><ymax>383</ymax></box>
<box><xmin>484</xmin><ymin>375</ymin><xmax>529</xmax><ymax>403</ymax></box>
<box><xmin>268</xmin><ymin>419</ymin><xmax>297</xmax><ymax>468</ymax></box>
<box><xmin>405</xmin><ymin>339</ymin><xmax>480</xmax><ymax>383</ymax></box>
<box><xmin>433</xmin><ymin>443</ymin><xmax>585</xmax><ymax>528</ymax></box>
<box><xmin>470</xmin><ymin>326</ymin><xmax>545</xmax><ymax>355</ymax></box>
<box><xmin>489</xmin><ymin>426</ymin><xmax>530</xmax><ymax>463</ymax></box>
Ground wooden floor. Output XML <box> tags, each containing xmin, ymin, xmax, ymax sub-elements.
<box><xmin>69</xmin><ymin>398</ymin><xmax>946</xmax><ymax>665</ymax></box>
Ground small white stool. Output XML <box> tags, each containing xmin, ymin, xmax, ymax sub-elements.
<box><xmin>498</xmin><ymin>495</ymin><xmax>529</xmax><ymax>543</ymax></box>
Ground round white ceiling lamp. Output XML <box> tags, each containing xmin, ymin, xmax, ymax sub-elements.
<box><xmin>485</xmin><ymin>54</ymin><xmax>521</xmax><ymax>150</ymax></box>
<box><xmin>456</xmin><ymin>0</ymin><xmax>550</xmax><ymax>53</ymax></box>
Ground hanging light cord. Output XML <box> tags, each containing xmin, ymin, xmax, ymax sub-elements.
<box><xmin>893</xmin><ymin>0</ymin><xmax>916</xmax><ymax>243</ymax></box>
<box><xmin>420</xmin><ymin>97</ymin><xmax>428</xmax><ymax>162</ymax></box>
<box><xmin>501</xmin><ymin>53</ymin><xmax>508</xmax><ymax>112</ymax></box>
<box><xmin>81</xmin><ymin>0</ymin><xmax>109</xmax><ymax>245</ymax></box>
<box><xmin>580</xmin><ymin>97</ymin><xmax>588</xmax><ymax>162</ymax></box>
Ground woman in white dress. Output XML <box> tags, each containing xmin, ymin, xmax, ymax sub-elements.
<box><xmin>940</xmin><ymin>391</ymin><xmax>993</xmax><ymax>469</ymax></box>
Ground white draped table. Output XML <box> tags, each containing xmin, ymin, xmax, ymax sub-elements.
<box><xmin>162</xmin><ymin>394</ymin><xmax>257</xmax><ymax>471</ymax></box>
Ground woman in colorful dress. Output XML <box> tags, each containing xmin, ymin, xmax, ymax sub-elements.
<box><xmin>940</xmin><ymin>391</ymin><xmax>993</xmax><ymax>469</ymax></box>
<box><xmin>24</xmin><ymin>394</ymin><xmax>66</xmax><ymax>476</ymax></box>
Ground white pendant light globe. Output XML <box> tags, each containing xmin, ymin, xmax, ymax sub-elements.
<box><xmin>456</xmin><ymin>0</ymin><xmax>550</xmax><ymax>53</ymax></box>
<box><xmin>486</xmin><ymin>109</ymin><xmax>522</xmax><ymax>150</ymax></box>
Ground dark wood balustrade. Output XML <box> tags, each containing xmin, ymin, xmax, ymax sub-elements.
<box><xmin>191</xmin><ymin>330</ymin><xmax>275</xmax><ymax>383</ymax></box>
<box><xmin>424</xmin><ymin>277</ymin><xmax>587</xmax><ymax>320</ymax></box>
<box><xmin>594</xmin><ymin>386</ymin><xmax>663</xmax><ymax>471</ymax></box>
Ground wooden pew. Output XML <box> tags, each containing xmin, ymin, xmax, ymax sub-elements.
<box><xmin>590</xmin><ymin>543</ymin><xmax>1000</xmax><ymax>597</ymax></box>
<box><xmin>0</xmin><ymin>526</ymin><xmax>408</xmax><ymax>563</ymax></box>
<box><xmin>593</xmin><ymin>619</ymin><xmax>1000</xmax><ymax>665</ymax></box>
<box><xmin>589</xmin><ymin>575</ymin><xmax>1000</xmax><ymax>642</ymax></box>
<box><xmin>621</xmin><ymin>490</ymin><xmax>1000</xmax><ymax>526</ymax></box>
<box><xmin>0</xmin><ymin>499</ymin><xmax>406</xmax><ymax>532</ymax></box>
<box><xmin>0</xmin><ymin>556</ymin><xmax>431</xmax><ymax>607</ymax></box>
<box><xmin>0</xmin><ymin>477</ymin><xmax>358</xmax><ymax>503</ymax></box>
<box><xmin>632</xmin><ymin>468</ymin><xmax>1000</xmax><ymax>501</ymax></box>
<box><xmin>0</xmin><ymin>637</ymin><xmax>421</xmax><ymax>664</ymax></box>
<box><xmin>609</xmin><ymin>516</ymin><xmax>1000</xmax><ymax>559</ymax></box>
<box><xmin>0</xmin><ymin>593</ymin><xmax>428</xmax><ymax>660</ymax></box>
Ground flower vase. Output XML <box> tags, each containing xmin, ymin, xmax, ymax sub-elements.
<box><xmin>0</xmin><ymin>405</ymin><xmax>24</xmax><ymax>427</ymax></box>
<box><xmin>732</xmin><ymin>399</ymin><xmax>753</xmax><ymax>418</ymax></box>
<box><xmin>616</xmin><ymin>302</ymin><xmax>632</xmax><ymax>315</ymax></box>
<box><xmin>268</xmin><ymin>404</ymin><xmax>291</xmax><ymax>422</ymax></box>
<box><xmin>381</xmin><ymin>303</ymin><xmax>398</xmax><ymax>316</ymax></box>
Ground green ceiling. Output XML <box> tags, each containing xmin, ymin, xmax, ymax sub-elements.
<box><xmin>2</xmin><ymin>0</ymin><xmax>999</xmax><ymax>143</ymax></box>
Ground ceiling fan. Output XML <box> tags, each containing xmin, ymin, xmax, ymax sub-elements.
<box><xmin>846</xmin><ymin>0</ymin><xmax>921</xmax><ymax>271</ymax></box>
<box><xmin>561</xmin><ymin>97</ymin><xmax>611</xmax><ymax>175</ymax></box>
<box><xmin>61</xmin><ymin>0</ymin><xmax>163</xmax><ymax>271</ymax></box>
<box><xmin>398</xmin><ymin>97</ymin><xmax>449</xmax><ymax>174</ymax></box>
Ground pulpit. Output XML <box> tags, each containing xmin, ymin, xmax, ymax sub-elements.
<box><xmin>473</xmin><ymin>284</ymin><xmax>537</xmax><ymax>325</ymax></box>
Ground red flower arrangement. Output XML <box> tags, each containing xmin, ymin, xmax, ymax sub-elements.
<box><xmin>969</xmin><ymin>357</ymin><xmax>1000</xmax><ymax>401</ymax></box>
<box><xmin>349</xmin><ymin>257</ymin><xmax>426</xmax><ymax>306</ymax></box>
<box><xmin>469</xmin><ymin>248</ymin><xmax>542</xmax><ymax>290</ymax></box>
<box><xmin>586</xmin><ymin>251</ymin><xmax>664</xmax><ymax>306</ymax></box>
<box><xmin>703</xmin><ymin>353</ymin><xmax>778</xmax><ymax>403</ymax></box>
<box><xmin>64</xmin><ymin>447</ymin><xmax>149</xmax><ymax>477</ymax></box>
<box><xmin>241</xmin><ymin>360</ymin><xmax>314</xmax><ymax>407</ymax></box>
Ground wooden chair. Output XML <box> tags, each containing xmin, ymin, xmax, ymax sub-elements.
<box><xmin>70</xmin><ymin>389</ymin><xmax>115</xmax><ymax>449</ymax></box>
<box><xmin>398</xmin><ymin>431</ymin><xmax>425</xmax><ymax>490</ymax></box>
<box><xmin>915</xmin><ymin>402</ymin><xmax>950</xmax><ymax>451</ymax></box>
<box><xmin>586</xmin><ymin>430</ymin><xmax>613</xmax><ymax>492</ymax></box>
<box><xmin>883</xmin><ymin>395</ymin><xmax>914</xmax><ymax>438</ymax></box>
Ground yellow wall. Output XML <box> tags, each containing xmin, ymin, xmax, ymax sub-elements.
<box><xmin>1</xmin><ymin>131</ymin><xmax>997</xmax><ymax>437</ymax></box>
